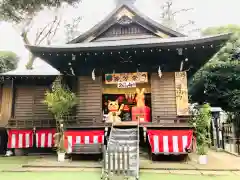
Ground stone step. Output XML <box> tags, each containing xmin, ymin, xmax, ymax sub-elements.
<box><xmin>104</xmin><ymin>160</ymin><xmax>138</xmax><ymax>169</ymax></box>
<box><xmin>112</xmin><ymin>128</ymin><xmax>138</xmax><ymax>133</ymax></box>
<box><xmin>108</xmin><ymin>139</ymin><xmax>138</xmax><ymax>144</ymax></box>
<box><xmin>110</xmin><ymin>135</ymin><xmax>137</xmax><ymax>141</ymax></box>
<box><xmin>111</xmin><ymin>130</ymin><xmax>138</xmax><ymax>134</ymax></box>
<box><xmin>105</xmin><ymin>153</ymin><xmax>138</xmax><ymax>160</ymax></box>
<box><xmin>107</xmin><ymin>146</ymin><xmax>137</xmax><ymax>152</ymax></box>
<box><xmin>106</xmin><ymin>127</ymin><xmax>139</xmax><ymax>177</ymax></box>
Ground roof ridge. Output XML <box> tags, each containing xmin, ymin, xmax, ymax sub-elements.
<box><xmin>67</xmin><ymin>3</ymin><xmax>185</xmax><ymax>44</ymax></box>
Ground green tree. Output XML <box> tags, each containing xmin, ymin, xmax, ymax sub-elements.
<box><xmin>0</xmin><ymin>0</ymin><xmax>81</xmax><ymax>23</ymax></box>
<box><xmin>0</xmin><ymin>0</ymin><xmax>82</xmax><ymax>70</ymax></box>
<box><xmin>189</xmin><ymin>25</ymin><xmax>240</xmax><ymax>112</ymax></box>
<box><xmin>189</xmin><ymin>103</ymin><xmax>211</xmax><ymax>155</ymax></box>
<box><xmin>43</xmin><ymin>76</ymin><xmax>77</xmax><ymax>152</ymax></box>
<box><xmin>0</xmin><ymin>51</ymin><xmax>18</xmax><ymax>73</ymax></box>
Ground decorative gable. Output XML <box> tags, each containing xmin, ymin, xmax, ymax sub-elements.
<box><xmin>68</xmin><ymin>4</ymin><xmax>184</xmax><ymax>44</ymax></box>
<box><xmin>94</xmin><ymin>16</ymin><xmax>157</xmax><ymax>40</ymax></box>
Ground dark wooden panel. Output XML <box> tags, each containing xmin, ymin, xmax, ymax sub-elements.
<box><xmin>151</xmin><ymin>73</ymin><xmax>177</xmax><ymax>120</ymax></box>
<box><xmin>76</xmin><ymin>76</ymin><xmax>102</xmax><ymax>123</ymax></box>
<box><xmin>14</xmin><ymin>87</ymin><xmax>34</xmax><ymax>119</ymax></box>
<box><xmin>33</xmin><ymin>86</ymin><xmax>54</xmax><ymax>121</ymax></box>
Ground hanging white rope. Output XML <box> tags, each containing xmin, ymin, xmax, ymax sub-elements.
<box><xmin>158</xmin><ymin>66</ymin><xmax>162</xmax><ymax>78</ymax></box>
<box><xmin>70</xmin><ymin>67</ymin><xmax>75</xmax><ymax>75</ymax></box>
<box><xmin>180</xmin><ymin>61</ymin><xmax>184</xmax><ymax>71</ymax></box>
<box><xmin>92</xmin><ymin>68</ymin><xmax>96</xmax><ymax>80</ymax></box>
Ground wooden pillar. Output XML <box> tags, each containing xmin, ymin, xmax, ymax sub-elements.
<box><xmin>0</xmin><ymin>80</ymin><xmax>14</xmax><ymax>127</ymax></box>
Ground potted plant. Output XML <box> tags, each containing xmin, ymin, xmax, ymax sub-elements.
<box><xmin>189</xmin><ymin>103</ymin><xmax>211</xmax><ymax>165</ymax></box>
<box><xmin>43</xmin><ymin>76</ymin><xmax>77</xmax><ymax>162</ymax></box>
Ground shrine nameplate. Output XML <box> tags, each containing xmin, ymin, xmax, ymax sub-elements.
<box><xmin>117</xmin><ymin>81</ymin><xmax>136</xmax><ymax>88</ymax></box>
<box><xmin>175</xmin><ymin>71</ymin><xmax>189</xmax><ymax>116</ymax></box>
<box><xmin>105</xmin><ymin>72</ymin><xmax>148</xmax><ymax>84</ymax></box>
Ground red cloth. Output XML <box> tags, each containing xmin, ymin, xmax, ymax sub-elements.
<box><xmin>147</xmin><ymin>130</ymin><xmax>193</xmax><ymax>154</ymax></box>
<box><xmin>36</xmin><ymin>129</ymin><xmax>56</xmax><ymax>148</ymax></box>
<box><xmin>132</xmin><ymin>106</ymin><xmax>150</xmax><ymax>122</ymax></box>
<box><xmin>7</xmin><ymin>129</ymin><xmax>33</xmax><ymax>148</ymax></box>
<box><xmin>64</xmin><ymin>130</ymin><xmax>104</xmax><ymax>153</ymax></box>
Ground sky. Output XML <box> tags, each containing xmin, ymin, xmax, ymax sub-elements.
<box><xmin>0</xmin><ymin>0</ymin><xmax>239</xmax><ymax>70</ymax></box>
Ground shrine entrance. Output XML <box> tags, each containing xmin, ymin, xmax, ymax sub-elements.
<box><xmin>102</xmin><ymin>72</ymin><xmax>152</xmax><ymax>123</ymax></box>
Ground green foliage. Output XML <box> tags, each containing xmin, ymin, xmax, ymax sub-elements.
<box><xmin>189</xmin><ymin>104</ymin><xmax>212</xmax><ymax>155</ymax></box>
<box><xmin>202</xmin><ymin>24</ymin><xmax>240</xmax><ymax>36</ymax></box>
<box><xmin>43</xmin><ymin>76</ymin><xmax>77</xmax><ymax>152</ymax></box>
<box><xmin>43</xmin><ymin>76</ymin><xmax>77</xmax><ymax>120</ymax></box>
<box><xmin>189</xmin><ymin>25</ymin><xmax>240</xmax><ymax>112</ymax></box>
<box><xmin>0</xmin><ymin>51</ymin><xmax>18</xmax><ymax>73</ymax></box>
<box><xmin>0</xmin><ymin>0</ymin><xmax>81</xmax><ymax>23</ymax></box>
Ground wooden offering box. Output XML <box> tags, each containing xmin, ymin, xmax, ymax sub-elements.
<box><xmin>132</xmin><ymin>106</ymin><xmax>151</xmax><ymax>122</ymax></box>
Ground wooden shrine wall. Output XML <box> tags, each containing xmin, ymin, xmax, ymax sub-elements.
<box><xmin>14</xmin><ymin>86</ymin><xmax>35</xmax><ymax>119</ymax></box>
<box><xmin>0</xmin><ymin>84</ymin><xmax>13</xmax><ymax>126</ymax></box>
<box><xmin>76</xmin><ymin>76</ymin><xmax>102</xmax><ymax>123</ymax></box>
<box><xmin>151</xmin><ymin>73</ymin><xmax>177</xmax><ymax>120</ymax></box>
<box><xmin>13</xmin><ymin>85</ymin><xmax>53</xmax><ymax>121</ymax></box>
<box><xmin>33</xmin><ymin>86</ymin><xmax>54</xmax><ymax>121</ymax></box>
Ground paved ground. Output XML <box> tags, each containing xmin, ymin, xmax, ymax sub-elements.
<box><xmin>20</xmin><ymin>150</ymin><xmax>240</xmax><ymax>170</ymax></box>
<box><xmin>1</xmin><ymin>150</ymin><xmax>240</xmax><ymax>177</ymax></box>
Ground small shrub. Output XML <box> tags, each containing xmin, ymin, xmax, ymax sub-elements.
<box><xmin>189</xmin><ymin>103</ymin><xmax>212</xmax><ymax>155</ymax></box>
<box><xmin>43</xmin><ymin>76</ymin><xmax>77</xmax><ymax>152</ymax></box>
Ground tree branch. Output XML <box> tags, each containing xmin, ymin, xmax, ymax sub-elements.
<box><xmin>172</xmin><ymin>8</ymin><xmax>194</xmax><ymax>16</ymax></box>
<box><xmin>34</xmin><ymin>20</ymin><xmax>55</xmax><ymax>44</ymax></box>
<box><xmin>47</xmin><ymin>17</ymin><xmax>62</xmax><ymax>44</ymax></box>
<box><xmin>36</xmin><ymin>16</ymin><xmax>59</xmax><ymax>45</ymax></box>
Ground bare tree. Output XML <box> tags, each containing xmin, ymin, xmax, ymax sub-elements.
<box><xmin>160</xmin><ymin>0</ymin><xmax>199</xmax><ymax>34</ymax></box>
<box><xmin>20</xmin><ymin>13</ymin><xmax>62</xmax><ymax>69</ymax></box>
<box><xmin>64</xmin><ymin>16</ymin><xmax>82</xmax><ymax>42</ymax></box>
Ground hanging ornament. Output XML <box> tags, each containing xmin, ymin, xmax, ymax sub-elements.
<box><xmin>72</xmin><ymin>54</ymin><xmax>76</xmax><ymax>61</ymax></box>
<box><xmin>158</xmin><ymin>66</ymin><xmax>162</xmax><ymax>78</ymax></box>
<box><xmin>92</xmin><ymin>68</ymin><xmax>96</xmax><ymax>80</ymax></box>
<box><xmin>70</xmin><ymin>67</ymin><xmax>75</xmax><ymax>75</ymax></box>
<box><xmin>177</xmin><ymin>48</ymin><xmax>183</xmax><ymax>55</ymax></box>
<box><xmin>180</xmin><ymin>61</ymin><xmax>184</xmax><ymax>71</ymax></box>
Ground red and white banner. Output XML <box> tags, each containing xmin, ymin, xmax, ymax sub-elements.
<box><xmin>7</xmin><ymin>130</ymin><xmax>33</xmax><ymax>149</ymax></box>
<box><xmin>36</xmin><ymin>129</ymin><xmax>56</xmax><ymax>148</ymax></box>
<box><xmin>147</xmin><ymin>130</ymin><xmax>193</xmax><ymax>154</ymax></box>
<box><xmin>64</xmin><ymin>130</ymin><xmax>104</xmax><ymax>153</ymax></box>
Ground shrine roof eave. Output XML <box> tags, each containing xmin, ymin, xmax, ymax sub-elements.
<box><xmin>26</xmin><ymin>33</ymin><xmax>231</xmax><ymax>53</ymax></box>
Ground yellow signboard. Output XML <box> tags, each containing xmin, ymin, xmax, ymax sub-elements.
<box><xmin>175</xmin><ymin>72</ymin><xmax>189</xmax><ymax>116</ymax></box>
<box><xmin>105</xmin><ymin>72</ymin><xmax>148</xmax><ymax>84</ymax></box>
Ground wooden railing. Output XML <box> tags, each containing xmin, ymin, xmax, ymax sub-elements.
<box><xmin>101</xmin><ymin>145</ymin><xmax>133</xmax><ymax>180</ymax></box>
<box><xmin>6</xmin><ymin>115</ymin><xmax>191</xmax><ymax>129</ymax></box>
<box><xmin>7</xmin><ymin>116</ymin><xmax>55</xmax><ymax>128</ymax></box>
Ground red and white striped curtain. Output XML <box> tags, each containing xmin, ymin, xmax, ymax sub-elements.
<box><xmin>8</xmin><ymin>129</ymin><xmax>34</xmax><ymax>149</ymax></box>
<box><xmin>64</xmin><ymin>130</ymin><xmax>104</xmax><ymax>153</ymax></box>
<box><xmin>147</xmin><ymin>130</ymin><xmax>193</xmax><ymax>154</ymax></box>
<box><xmin>35</xmin><ymin>129</ymin><xmax>56</xmax><ymax>148</ymax></box>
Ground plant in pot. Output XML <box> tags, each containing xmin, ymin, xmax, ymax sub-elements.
<box><xmin>189</xmin><ymin>103</ymin><xmax>211</xmax><ymax>165</ymax></box>
<box><xmin>43</xmin><ymin>76</ymin><xmax>77</xmax><ymax>162</ymax></box>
